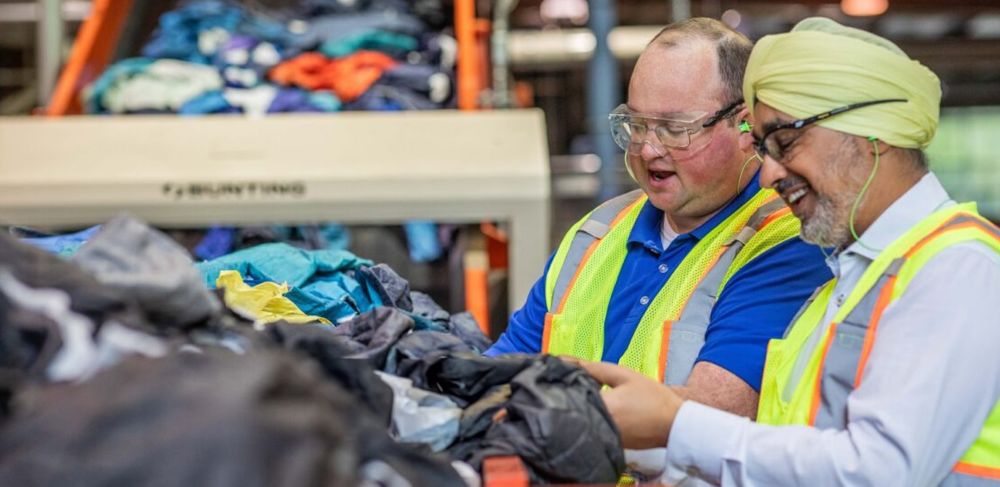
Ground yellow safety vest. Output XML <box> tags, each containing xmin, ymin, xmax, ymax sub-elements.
<box><xmin>757</xmin><ymin>203</ymin><xmax>1000</xmax><ymax>484</ymax></box>
<box><xmin>542</xmin><ymin>187</ymin><xmax>800</xmax><ymax>383</ymax></box>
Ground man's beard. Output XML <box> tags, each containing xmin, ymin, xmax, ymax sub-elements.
<box><xmin>800</xmin><ymin>141</ymin><xmax>871</xmax><ymax>248</ymax></box>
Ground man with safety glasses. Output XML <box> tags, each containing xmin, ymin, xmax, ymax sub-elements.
<box><xmin>487</xmin><ymin>16</ymin><xmax>830</xmax><ymax>465</ymax></box>
<box><xmin>577</xmin><ymin>17</ymin><xmax>1000</xmax><ymax>486</ymax></box>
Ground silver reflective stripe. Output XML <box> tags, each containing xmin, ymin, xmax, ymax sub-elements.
<box><xmin>781</xmin><ymin>287</ymin><xmax>828</xmax><ymax>402</ymax></box>
<box><xmin>663</xmin><ymin>196</ymin><xmax>788</xmax><ymax>385</ymax></box>
<box><xmin>746</xmin><ymin>198</ymin><xmax>788</xmax><ymax>229</ymax></box>
<box><xmin>549</xmin><ymin>189</ymin><xmax>643</xmax><ymax>310</ymax></box>
<box><xmin>813</xmin><ymin>258</ymin><xmax>904</xmax><ymax>429</ymax></box>
<box><xmin>940</xmin><ymin>471</ymin><xmax>1000</xmax><ymax>486</ymax></box>
<box><xmin>663</xmin><ymin>240</ymin><xmax>742</xmax><ymax>385</ymax></box>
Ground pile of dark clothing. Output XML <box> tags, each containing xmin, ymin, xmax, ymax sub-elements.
<box><xmin>0</xmin><ymin>216</ymin><xmax>625</xmax><ymax>485</ymax></box>
<box><xmin>85</xmin><ymin>0</ymin><xmax>456</xmax><ymax>115</ymax></box>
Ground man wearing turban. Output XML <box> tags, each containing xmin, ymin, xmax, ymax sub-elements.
<box><xmin>575</xmin><ymin>17</ymin><xmax>1000</xmax><ymax>486</ymax></box>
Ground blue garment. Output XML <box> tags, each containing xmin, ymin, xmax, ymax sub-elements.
<box><xmin>20</xmin><ymin>226</ymin><xmax>102</xmax><ymax>258</ymax></box>
<box><xmin>142</xmin><ymin>1</ymin><xmax>294</xmax><ymax>64</ymax></box>
<box><xmin>196</xmin><ymin>243</ymin><xmax>376</xmax><ymax>322</ymax></box>
<box><xmin>194</xmin><ymin>226</ymin><xmax>236</xmax><ymax>260</ymax></box>
<box><xmin>486</xmin><ymin>172</ymin><xmax>833</xmax><ymax>392</ymax></box>
<box><xmin>404</xmin><ymin>221</ymin><xmax>442</xmax><ymax>262</ymax></box>
<box><xmin>179</xmin><ymin>90</ymin><xmax>239</xmax><ymax>114</ymax></box>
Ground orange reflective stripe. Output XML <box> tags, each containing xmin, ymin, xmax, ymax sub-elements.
<box><xmin>809</xmin><ymin>323</ymin><xmax>838</xmax><ymax>425</ymax></box>
<box><xmin>907</xmin><ymin>218</ymin><xmax>1000</xmax><ymax>259</ymax></box>
<box><xmin>541</xmin><ymin>313</ymin><xmax>554</xmax><ymax>353</ymax></box>
<box><xmin>657</xmin><ymin>320</ymin><xmax>673</xmax><ymax>383</ymax></box>
<box><xmin>854</xmin><ymin>274</ymin><xmax>897</xmax><ymax>387</ymax></box>
<box><xmin>955</xmin><ymin>461</ymin><xmax>1000</xmax><ymax>480</ymax></box>
<box><xmin>854</xmin><ymin>216</ymin><xmax>1000</xmax><ymax>386</ymax></box>
<box><xmin>758</xmin><ymin>206</ymin><xmax>792</xmax><ymax>230</ymax></box>
<box><xmin>554</xmin><ymin>242</ymin><xmax>599</xmax><ymax>314</ymax></box>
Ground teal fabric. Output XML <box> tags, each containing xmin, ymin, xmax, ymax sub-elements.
<box><xmin>196</xmin><ymin>243</ymin><xmax>377</xmax><ymax>322</ymax></box>
<box><xmin>320</xmin><ymin>30</ymin><xmax>418</xmax><ymax>58</ymax></box>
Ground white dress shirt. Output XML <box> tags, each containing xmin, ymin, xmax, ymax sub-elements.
<box><xmin>664</xmin><ymin>172</ymin><xmax>1000</xmax><ymax>486</ymax></box>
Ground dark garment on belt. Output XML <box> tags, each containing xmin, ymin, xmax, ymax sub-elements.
<box><xmin>0</xmin><ymin>289</ymin><xmax>62</xmax><ymax>380</ymax></box>
<box><xmin>0</xmin><ymin>233</ymin><xmax>148</xmax><ymax>332</ymax></box>
<box><xmin>327</xmin><ymin>306</ymin><xmax>414</xmax><ymax>367</ymax></box>
<box><xmin>444</xmin><ymin>355</ymin><xmax>627</xmax><ymax>484</ymax></box>
<box><xmin>407</xmin><ymin>353</ymin><xmax>536</xmax><ymax>407</ymax></box>
<box><xmin>411</xmin><ymin>291</ymin><xmax>492</xmax><ymax>352</ymax></box>
<box><xmin>0</xmin><ymin>350</ymin><xmax>465</xmax><ymax>487</ymax></box>
<box><xmin>0</xmin><ymin>289</ymin><xmax>60</xmax><ymax>417</ymax></box>
<box><xmin>384</xmin><ymin>330</ymin><xmax>475</xmax><ymax>383</ymax></box>
<box><xmin>355</xmin><ymin>263</ymin><xmax>413</xmax><ymax>311</ymax></box>
<box><xmin>73</xmin><ymin>215</ymin><xmax>222</xmax><ymax>330</ymax></box>
<box><xmin>265</xmin><ymin>321</ymin><xmax>394</xmax><ymax>426</ymax></box>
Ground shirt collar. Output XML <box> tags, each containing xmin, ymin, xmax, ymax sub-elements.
<box><xmin>838</xmin><ymin>172</ymin><xmax>954</xmax><ymax>263</ymax></box>
<box><xmin>627</xmin><ymin>170</ymin><xmax>764</xmax><ymax>252</ymax></box>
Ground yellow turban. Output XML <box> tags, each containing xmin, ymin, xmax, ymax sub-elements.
<box><xmin>743</xmin><ymin>17</ymin><xmax>941</xmax><ymax>149</ymax></box>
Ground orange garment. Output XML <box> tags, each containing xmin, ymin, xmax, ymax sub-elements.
<box><xmin>268</xmin><ymin>51</ymin><xmax>398</xmax><ymax>102</ymax></box>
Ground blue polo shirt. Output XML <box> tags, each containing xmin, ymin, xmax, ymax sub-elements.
<box><xmin>485</xmin><ymin>172</ymin><xmax>832</xmax><ymax>391</ymax></box>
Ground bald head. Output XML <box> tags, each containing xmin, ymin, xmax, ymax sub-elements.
<box><xmin>643</xmin><ymin>18</ymin><xmax>753</xmax><ymax>107</ymax></box>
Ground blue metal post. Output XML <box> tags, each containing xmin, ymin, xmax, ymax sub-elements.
<box><xmin>587</xmin><ymin>0</ymin><xmax>622</xmax><ymax>201</ymax></box>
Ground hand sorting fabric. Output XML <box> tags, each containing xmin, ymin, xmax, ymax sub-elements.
<box><xmin>0</xmin><ymin>215</ymin><xmax>627</xmax><ymax>485</ymax></box>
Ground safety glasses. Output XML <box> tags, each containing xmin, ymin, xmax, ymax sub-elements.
<box><xmin>609</xmin><ymin>101</ymin><xmax>742</xmax><ymax>155</ymax></box>
<box><xmin>753</xmin><ymin>98</ymin><xmax>907</xmax><ymax>163</ymax></box>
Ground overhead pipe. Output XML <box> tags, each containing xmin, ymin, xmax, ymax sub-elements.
<box><xmin>507</xmin><ymin>26</ymin><xmax>661</xmax><ymax>67</ymax></box>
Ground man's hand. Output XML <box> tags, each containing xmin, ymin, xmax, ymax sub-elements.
<box><xmin>572</xmin><ymin>359</ymin><xmax>686</xmax><ymax>449</ymax></box>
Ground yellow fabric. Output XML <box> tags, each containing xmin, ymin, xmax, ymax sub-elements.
<box><xmin>546</xmin><ymin>188</ymin><xmax>795</xmax><ymax>382</ymax></box>
<box><xmin>743</xmin><ymin>17</ymin><xmax>941</xmax><ymax>149</ymax></box>
<box><xmin>756</xmin><ymin>204</ymin><xmax>1000</xmax><ymax>474</ymax></box>
<box><xmin>215</xmin><ymin>270</ymin><xmax>330</xmax><ymax>325</ymax></box>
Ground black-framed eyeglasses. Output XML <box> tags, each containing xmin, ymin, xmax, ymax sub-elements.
<box><xmin>702</xmin><ymin>100</ymin><xmax>743</xmax><ymax>128</ymax></box>
<box><xmin>753</xmin><ymin>98</ymin><xmax>907</xmax><ymax>162</ymax></box>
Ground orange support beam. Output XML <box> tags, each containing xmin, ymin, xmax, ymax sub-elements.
<box><xmin>464</xmin><ymin>230</ymin><xmax>491</xmax><ymax>336</ymax></box>
<box><xmin>47</xmin><ymin>0</ymin><xmax>133</xmax><ymax>115</ymax></box>
<box><xmin>455</xmin><ymin>0</ymin><xmax>480</xmax><ymax>110</ymax></box>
